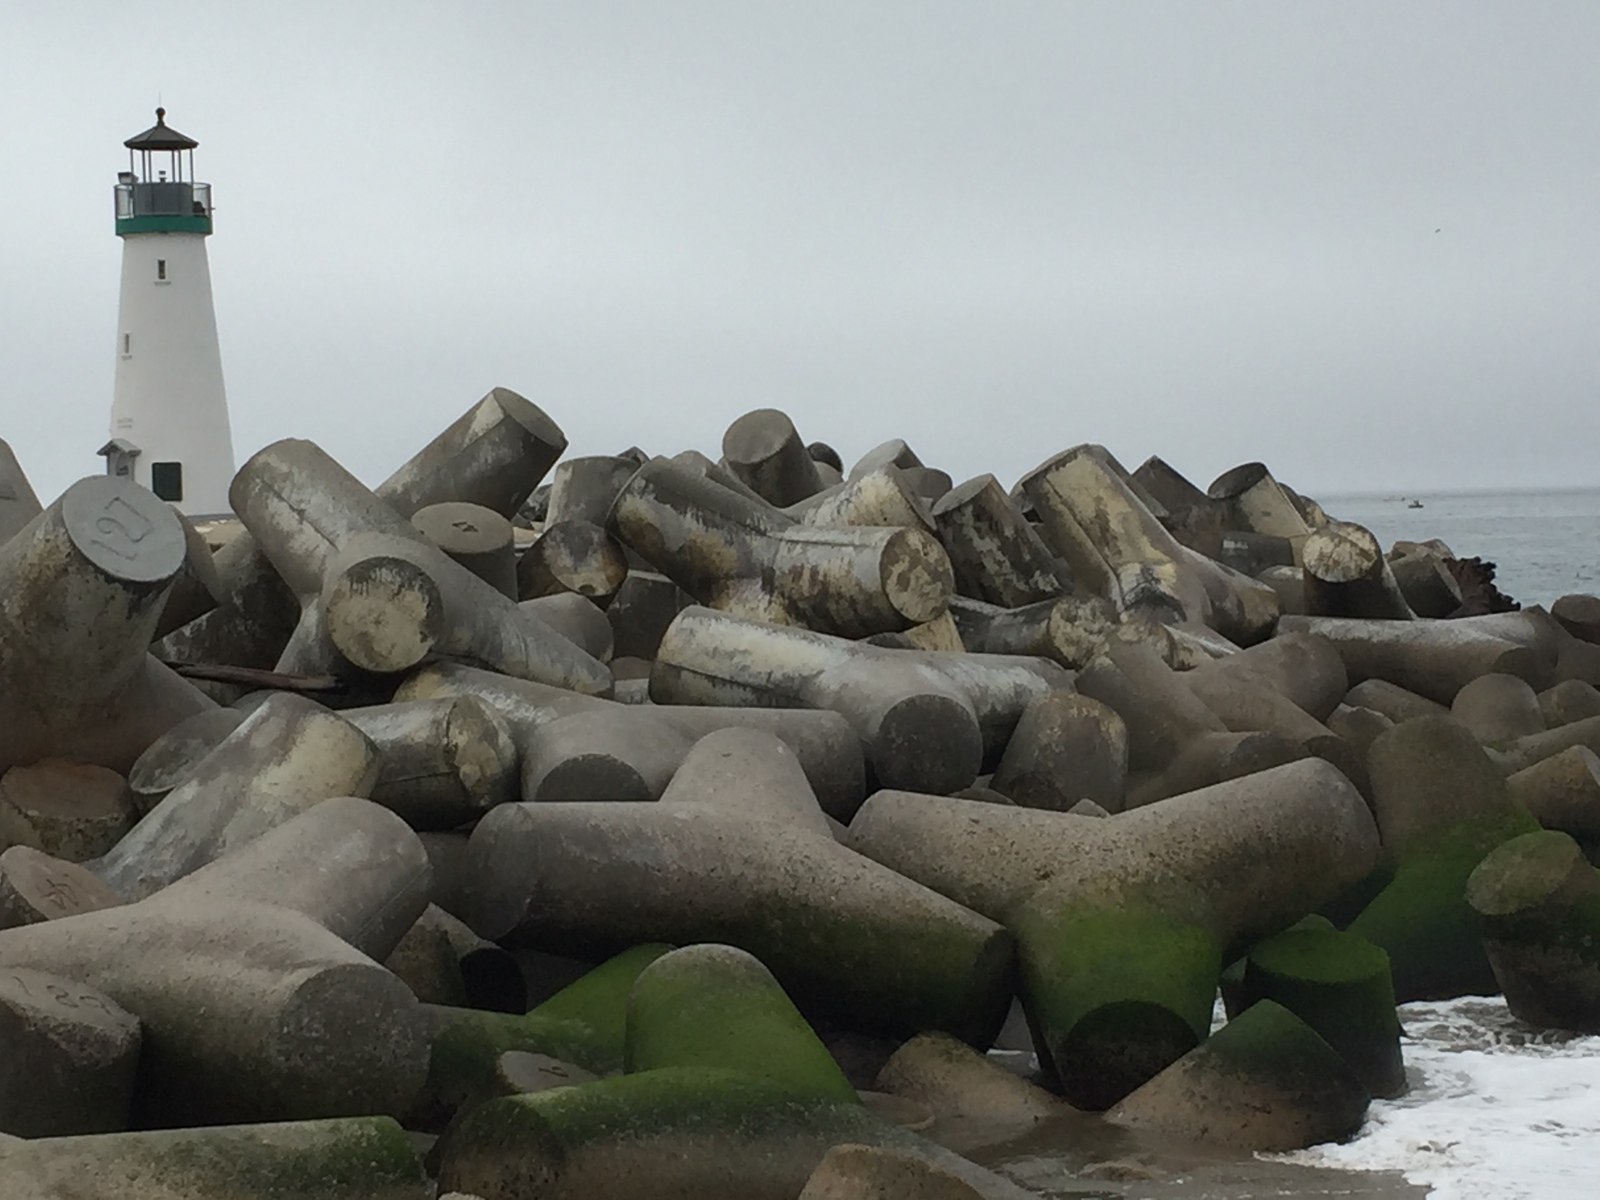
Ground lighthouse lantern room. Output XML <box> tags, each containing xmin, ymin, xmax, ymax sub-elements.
<box><xmin>107</xmin><ymin>108</ymin><xmax>235</xmax><ymax>516</ymax></box>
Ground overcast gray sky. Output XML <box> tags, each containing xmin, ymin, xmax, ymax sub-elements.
<box><xmin>2</xmin><ymin>2</ymin><xmax>1597</xmax><ymax>506</ymax></box>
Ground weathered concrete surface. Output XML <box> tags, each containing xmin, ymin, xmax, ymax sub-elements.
<box><xmin>0</xmin><ymin>477</ymin><xmax>214</xmax><ymax>775</ymax></box>
<box><xmin>95</xmin><ymin>692</ymin><xmax>382</xmax><ymax>900</ymax></box>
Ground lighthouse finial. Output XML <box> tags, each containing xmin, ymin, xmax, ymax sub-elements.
<box><xmin>155</xmin><ymin>106</ymin><xmax>166</xmax><ymax>123</ymax></box>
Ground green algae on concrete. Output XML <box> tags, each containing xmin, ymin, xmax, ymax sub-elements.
<box><xmin>0</xmin><ymin>1116</ymin><xmax>427</xmax><ymax>1199</ymax></box>
<box><xmin>1467</xmin><ymin>828</ymin><xmax>1600</xmax><ymax>1032</ymax></box>
<box><xmin>1242</xmin><ymin>925</ymin><xmax>1405</xmax><ymax>1097</ymax></box>
<box><xmin>1106</xmin><ymin>999</ymin><xmax>1370</xmax><ymax>1152</ymax></box>
<box><xmin>1348</xmin><ymin>805</ymin><xmax>1540</xmax><ymax>1001</ymax></box>
<box><xmin>624</xmin><ymin>943</ymin><xmax>858</xmax><ymax>1103</ymax></box>
<box><xmin>435</xmin><ymin>1066</ymin><xmax>891</xmax><ymax>1200</ymax></box>
<box><xmin>1347</xmin><ymin>713</ymin><xmax>1541</xmax><ymax>1000</ymax></box>
<box><xmin>436</xmin><ymin>1066</ymin><xmax>1039</xmax><ymax>1200</ymax></box>
<box><xmin>408</xmin><ymin>943</ymin><xmax>672</xmax><ymax>1131</ymax></box>
<box><xmin>1012</xmin><ymin>897</ymin><xmax>1220</xmax><ymax>1111</ymax></box>
<box><xmin>529</xmin><ymin>942</ymin><xmax>674</xmax><ymax>1069</ymax></box>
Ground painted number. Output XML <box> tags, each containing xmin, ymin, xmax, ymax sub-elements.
<box><xmin>90</xmin><ymin>496</ymin><xmax>156</xmax><ymax>562</ymax></box>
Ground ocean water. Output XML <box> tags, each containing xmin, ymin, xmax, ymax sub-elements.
<box><xmin>1316</xmin><ymin>488</ymin><xmax>1600</xmax><ymax>609</ymax></box>
<box><xmin>982</xmin><ymin>489</ymin><xmax>1600</xmax><ymax>1197</ymax></box>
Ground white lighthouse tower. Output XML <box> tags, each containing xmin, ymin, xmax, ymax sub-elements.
<box><xmin>105</xmin><ymin>108</ymin><xmax>235</xmax><ymax>516</ymax></box>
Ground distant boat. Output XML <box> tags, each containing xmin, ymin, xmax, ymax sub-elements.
<box><xmin>1408</xmin><ymin>499</ymin><xmax>1424</xmax><ymax>509</ymax></box>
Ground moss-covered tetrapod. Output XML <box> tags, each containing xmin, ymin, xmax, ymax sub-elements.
<box><xmin>1241</xmin><ymin>925</ymin><xmax>1405</xmax><ymax>1097</ymax></box>
<box><xmin>1348</xmin><ymin>715</ymin><xmax>1541</xmax><ymax>1000</ymax></box>
<box><xmin>624</xmin><ymin>943</ymin><xmax>858</xmax><ymax>1103</ymax></box>
<box><xmin>1012</xmin><ymin>898</ymin><xmax>1220</xmax><ymax>1111</ymax></box>
<box><xmin>1106</xmin><ymin>1000</ymin><xmax>1370</xmax><ymax>1152</ymax></box>
<box><xmin>436</xmin><ymin>1067</ymin><xmax>901</xmax><ymax>1200</ymax></box>
<box><xmin>407</xmin><ymin>943</ymin><xmax>671</xmax><ymax>1131</ymax></box>
<box><xmin>1466</xmin><ymin>829</ymin><xmax>1600</xmax><ymax>1032</ymax></box>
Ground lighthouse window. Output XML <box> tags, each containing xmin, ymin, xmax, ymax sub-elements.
<box><xmin>151</xmin><ymin>462</ymin><xmax>184</xmax><ymax>502</ymax></box>
<box><xmin>156</xmin><ymin>260</ymin><xmax>167</xmax><ymax>281</ymax></box>
<box><xmin>122</xmin><ymin>333</ymin><xmax>130</xmax><ymax>356</ymax></box>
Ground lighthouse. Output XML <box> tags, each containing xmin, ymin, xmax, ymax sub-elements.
<box><xmin>105</xmin><ymin>108</ymin><xmax>235</xmax><ymax>516</ymax></box>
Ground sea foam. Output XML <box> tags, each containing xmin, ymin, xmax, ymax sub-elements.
<box><xmin>1272</xmin><ymin>996</ymin><xmax>1600</xmax><ymax>1198</ymax></box>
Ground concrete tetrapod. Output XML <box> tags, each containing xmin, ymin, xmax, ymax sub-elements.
<box><xmin>397</xmin><ymin>661</ymin><xmax>865</xmax><ymax>820</ymax></box>
<box><xmin>1553</xmin><ymin>593</ymin><xmax>1600</xmax><ymax>645</ymax></box>
<box><xmin>1185</xmin><ymin>631</ymin><xmax>1349</xmax><ymax>723</ymax></box>
<box><xmin>124</xmin><ymin>706</ymin><xmax>245</xmax><ymax>813</ymax></box>
<box><xmin>1105</xmin><ymin>1000</ymin><xmax>1369</xmax><ymax>1152</ymax></box>
<box><xmin>625</xmin><ymin>944</ymin><xmax>859</xmax><ymax>1102</ymax></box>
<box><xmin>545</xmin><ymin>454</ymin><xmax>643</xmax><ymax>526</ymax></box>
<box><xmin>1074</xmin><ymin>642</ymin><xmax>1228</xmax><ymax>774</ymax></box>
<box><xmin>1124</xmin><ymin>730</ymin><xmax>1306</xmax><ymax>810</ymax></box>
<box><xmin>1325</xmin><ymin>706</ymin><xmax>1399</xmax><ymax>768</ymax></box>
<box><xmin>0</xmin><ymin>967</ymin><xmax>142</xmax><ymax>1136</ymax></box>
<box><xmin>465</xmin><ymin>794</ymin><xmax>1015</xmax><ymax>1046</ymax></box>
<box><xmin>1452</xmin><ymin>672</ymin><xmax>1546</xmax><ymax>745</ymax></box>
<box><xmin>0</xmin><ymin>437</ymin><xmax>43</xmax><ymax>545</ymax></box>
<box><xmin>792</xmin><ymin>464</ymin><xmax>933</xmax><ymax>531</ymax></box>
<box><xmin>412</xmin><ymin>500</ymin><xmax>518</xmax><ymax>598</ymax></box>
<box><xmin>722</xmin><ymin>407</ymin><xmax>827</xmax><ymax>507</ymax></box>
<box><xmin>94</xmin><ymin>692</ymin><xmax>382</xmax><ymax>900</ymax></box>
<box><xmin>605</xmin><ymin>569</ymin><xmax>690</xmax><ymax>660</ymax></box>
<box><xmin>0</xmin><ymin>1117</ymin><xmax>430</xmax><ymax>1200</ymax></box>
<box><xmin>1074</xmin><ymin>634</ymin><xmax>1314</xmax><ymax>803</ymax></box>
<box><xmin>521</xmin><ymin>592</ymin><xmax>615</xmax><ymax>663</ymax></box>
<box><xmin>0</xmin><ymin>846</ymin><xmax>123</xmax><ymax>929</ymax></box>
<box><xmin>1507</xmin><ymin>747</ymin><xmax>1600</xmax><ymax>845</ymax></box>
<box><xmin>657</xmin><ymin>727</ymin><xmax>837</xmax><ymax>838</ymax></box>
<box><xmin>342</xmin><ymin>696</ymin><xmax>518</xmax><ymax>831</ymax></box>
<box><xmin>850</xmin><ymin>759</ymin><xmax>1378</xmax><ymax>1108</ymax></box>
<box><xmin>1238</xmin><ymin>925</ymin><xmax>1406</xmax><ymax>1098</ymax></box>
<box><xmin>1301</xmin><ymin>520</ymin><xmax>1414</xmax><ymax>619</ymax></box>
<box><xmin>610</xmin><ymin>457</ymin><xmax>955</xmax><ymax>639</ymax></box>
<box><xmin>0</xmin><ymin>797</ymin><xmax>431</xmax><ymax>1126</ymax></box>
<box><xmin>1490</xmin><ymin>713</ymin><xmax>1600</xmax><ymax>775</ymax></box>
<box><xmin>651</xmin><ymin>605</ymin><xmax>1068</xmax><ymax>794</ymax></box>
<box><xmin>0</xmin><ymin>476</ymin><xmax>214</xmax><ymax>775</ymax></box>
<box><xmin>158</xmin><ymin>388</ymin><xmax>562</xmax><ymax>673</ymax></box>
<box><xmin>1346</xmin><ymin>715</ymin><xmax>1541</xmax><ymax>1000</ymax></box>
<box><xmin>515</xmin><ymin>519</ymin><xmax>630</xmax><ymax>606</ymax></box>
<box><xmin>1020</xmin><ymin>447</ymin><xmax>1279</xmax><ymax>645</ymax></box>
<box><xmin>989</xmin><ymin>691</ymin><xmax>1128</xmax><ymax>812</ymax></box>
<box><xmin>150</xmin><ymin>794</ymin><xmax>436</xmax><ymax>962</ymax></box>
<box><xmin>849</xmin><ymin>438</ymin><xmax>923</xmax><ymax>480</ymax></box>
<box><xmin>1466</xmin><ymin>830</ymin><xmax>1600</xmax><ymax>1033</ymax></box>
<box><xmin>375</xmin><ymin>385</ymin><xmax>567</xmax><ymax>520</ymax></box>
<box><xmin>1345</xmin><ymin>679</ymin><xmax>1450</xmax><ymax>725</ymax></box>
<box><xmin>1178</xmin><ymin>658</ymin><xmax>1365</xmax><ymax>790</ymax></box>
<box><xmin>1278</xmin><ymin>615</ymin><xmax>1540</xmax><ymax>705</ymax></box>
<box><xmin>384</xmin><ymin>903</ymin><xmax>525</xmax><ymax>1012</ymax></box>
<box><xmin>435</xmin><ymin>1068</ymin><xmax>1036</xmax><ymax>1200</ymax></box>
<box><xmin>153</xmin><ymin>530</ymin><xmax>302</xmax><ymax>673</ymax></box>
<box><xmin>231</xmin><ymin>438</ymin><xmax>609</xmax><ymax>693</ymax></box>
<box><xmin>322</xmin><ymin>529</ymin><xmax>614</xmax><ymax>690</ymax></box>
<box><xmin>149</xmin><ymin>510</ymin><xmax>227</xmax><ymax>640</ymax></box>
<box><xmin>0</xmin><ymin>760</ymin><xmax>137</xmax><ymax>862</ymax></box>
<box><xmin>947</xmin><ymin>595</ymin><xmax>1117</xmax><ymax>670</ymax></box>
<box><xmin>1018</xmin><ymin>446</ymin><xmax>1209</xmax><ymax>628</ymax></box>
<box><xmin>1389</xmin><ymin>546</ymin><xmax>1464</xmax><ymax>618</ymax></box>
<box><xmin>1206</xmin><ymin>462</ymin><xmax>1313</xmax><ymax>551</ymax></box>
<box><xmin>872</xmin><ymin>1031</ymin><xmax>1060</xmax><ymax>1148</ymax></box>
<box><xmin>849</xmin><ymin>759</ymin><xmax>1376</xmax><ymax>957</ymax></box>
<box><xmin>1538</xmin><ymin>679</ymin><xmax>1600</xmax><ymax>728</ymax></box>
<box><xmin>407</xmin><ymin>944</ymin><xmax>672</xmax><ymax>1131</ymax></box>
<box><xmin>930</xmin><ymin>474</ymin><xmax>1066</xmax><ymax>608</ymax></box>
<box><xmin>798</xmin><ymin>1144</ymin><xmax>986</xmax><ymax>1200</ymax></box>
